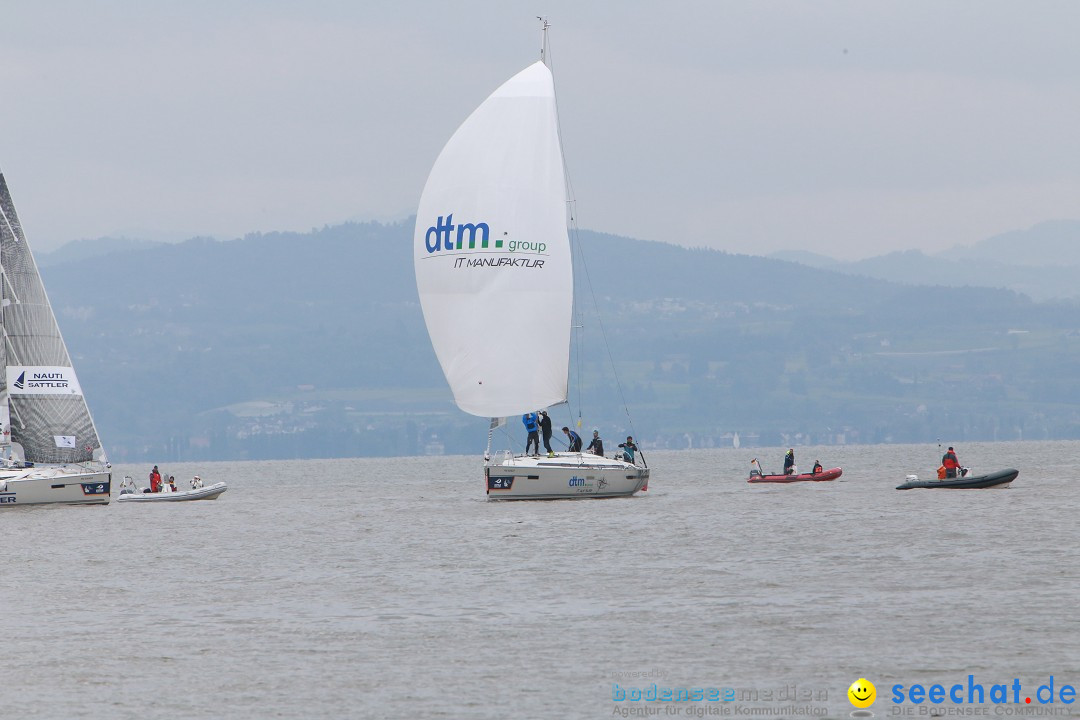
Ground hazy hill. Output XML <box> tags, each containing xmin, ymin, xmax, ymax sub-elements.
<box><xmin>35</xmin><ymin>236</ymin><xmax>163</xmax><ymax>267</ymax></box>
<box><xmin>945</xmin><ymin>219</ymin><xmax>1080</xmax><ymax>267</ymax></box>
<box><xmin>767</xmin><ymin>250</ymin><xmax>839</xmax><ymax>269</ymax></box>
<box><xmin>39</xmin><ymin>222</ymin><xmax>1080</xmax><ymax>462</ymax></box>
<box><xmin>771</xmin><ymin>220</ymin><xmax>1080</xmax><ymax>301</ymax></box>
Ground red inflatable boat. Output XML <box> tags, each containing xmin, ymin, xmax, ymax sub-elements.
<box><xmin>747</xmin><ymin>467</ymin><xmax>843</xmax><ymax>483</ymax></box>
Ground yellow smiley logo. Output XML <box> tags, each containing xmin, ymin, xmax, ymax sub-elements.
<box><xmin>848</xmin><ymin>678</ymin><xmax>876</xmax><ymax>708</ymax></box>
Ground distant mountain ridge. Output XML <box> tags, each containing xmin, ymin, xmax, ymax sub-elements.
<box><xmin>35</xmin><ymin>236</ymin><xmax>163</xmax><ymax>267</ymax></box>
<box><xmin>769</xmin><ymin>220</ymin><xmax>1080</xmax><ymax>301</ymax></box>
<box><xmin>947</xmin><ymin>219</ymin><xmax>1080</xmax><ymax>267</ymax></box>
<box><xmin>37</xmin><ymin>220</ymin><xmax>1080</xmax><ymax>462</ymax></box>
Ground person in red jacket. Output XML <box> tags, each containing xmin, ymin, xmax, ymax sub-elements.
<box><xmin>941</xmin><ymin>447</ymin><xmax>961</xmax><ymax>478</ymax></box>
<box><xmin>149</xmin><ymin>465</ymin><xmax>162</xmax><ymax>493</ymax></box>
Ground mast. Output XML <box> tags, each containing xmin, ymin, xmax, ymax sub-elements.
<box><xmin>0</xmin><ymin>177</ymin><xmax>14</xmax><ymax>457</ymax></box>
<box><xmin>538</xmin><ymin>17</ymin><xmax>551</xmax><ymax>65</ymax></box>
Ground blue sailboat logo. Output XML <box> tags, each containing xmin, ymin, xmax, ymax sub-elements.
<box><xmin>13</xmin><ymin>371</ymin><xmax>25</xmax><ymax>390</ymax></box>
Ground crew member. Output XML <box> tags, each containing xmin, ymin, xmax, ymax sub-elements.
<box><xmin>812</xmin><ymin>460</ymin><xmax>823</xmax><ymax>474</ymax></box>
<box><xmin>149</xmin><ymin>465</ymin><xmax>162</xmax><ymax>493</ymax></box>
<box><xmin>941</xmin><ymin>446</ymin><xmax>961</xmax><ymax>478</ymax></box>
<box><xmin>783</xmin><ymin>449</ymin><xmax>796</xmax><ymax>475</ymax></box>
<box><xmin>522</xmin><ymin>413</ymin><xmax>540</xmax><ymax>456</ymax></box>
<box><xmin>586</xmin><ymin>429</ymin><xmax>604</xmax><ymax>457</ymax></box>
<box><xmin>539</xmin><ymin>410</ymin><xmax>554</xmax><ymax>457</ymax></box>
<box><xmin>619</xmin><ymin>436</ymin><xmax>638</xmax><ymax>464</ymax></box>
<box><xmin>562</xmin><ymin>426</ymin><xmax>582</xmax><ymax>452</ymax></box>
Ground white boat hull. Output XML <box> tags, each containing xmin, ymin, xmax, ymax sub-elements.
<box><xmin>0</xmin><ymin>469</ymin><xmax>111</xmax><ymax>506</ymax></box>
<box><xmin>485</xmin><ymin>452</ymin><xmax>649</xmax><ymax>500</ymax></box>
<box><xmin>117</xmin><ymin>481</ymin><xmax>227</xmax><ymax>502</ymax></box>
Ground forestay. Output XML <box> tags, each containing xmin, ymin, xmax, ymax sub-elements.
<box><xmin>413</xmin><ymin>61</ymin><xmax>573</xmax><ymax>418</ymax></box>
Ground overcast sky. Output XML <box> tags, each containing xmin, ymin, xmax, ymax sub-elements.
<box><xmin>2</xmin><ymin>1</ymin><xmax>1078</xmax><ymax>259</ymax></box>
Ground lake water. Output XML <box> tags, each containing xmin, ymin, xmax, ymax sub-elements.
<box><xmin>1</xmin><ymin>441</ymin><xmax>1076</xmax><ymax>719</ymax></box>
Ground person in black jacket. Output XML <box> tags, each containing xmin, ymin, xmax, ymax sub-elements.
<box><xmin>783</xmin><ymin>449</ymin><xmax>795</xmax><ymax>475</ymax></box>
<box><xmin>586</xmin><ymin>429</ymin><xmax>604</xmax><ymax>456</ymax></box>
<box><xmin>539</xmin><ymin>410</ymin><xmax>554</xmax><ymax>457</ymax></box>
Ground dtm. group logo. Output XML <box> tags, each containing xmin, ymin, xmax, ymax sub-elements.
<box><xmin>424</xmin><ymin>213</ymin><xmax>499</xmax><ymax>253</ymax></box>
<box><xmin>423</xmin><ymin>213</ymin><xmax>548</xmax><ymax>256</ymax></box>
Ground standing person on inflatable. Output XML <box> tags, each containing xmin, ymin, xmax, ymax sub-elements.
<box><xmin>941</xmin><ymin>446</ymin><xmax>961</xmax><ymax>478</ymax></box>
<box><xmin>783</xmin><ymin>449</ymin><xmax>796</xmax><ymax>475</ymax></box>
<box><xmin>149</xmin><ymin>465</ymin><xmax>162</xmax><ymax>493</ymax></box>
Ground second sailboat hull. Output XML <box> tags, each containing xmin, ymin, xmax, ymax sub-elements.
<box><xmin>485</xmin><ymin>452</ymin><xmax>649</xmax><ymax>500</ymax></box>
<box><xmin>0</xmin><ymin>469</ymin><xmax>111</xmax><ymax>506</ymax></box>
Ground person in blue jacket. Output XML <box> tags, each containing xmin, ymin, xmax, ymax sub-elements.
<box><xmin>522</xmin><ymin>412</ymin><xmax>540</xmax><ymax>456</ymax></box>
<box><xmin>562</xmin><ymin>426</ymin><xmax>582</xmax><ymax>452</ymax></box>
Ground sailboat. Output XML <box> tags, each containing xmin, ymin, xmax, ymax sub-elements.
<box><xmin>413</xmin><ymin>24</ymin><xmax>649</xmax><ymax>500</ymax></box>
<box><xmin>0</xmin><ymin>170</ymin><xmax>111</xmax><ymax>506</ymax></box>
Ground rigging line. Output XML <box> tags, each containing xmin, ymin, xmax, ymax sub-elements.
<box><xmin>571</xmin><ymin>238</ymin><xmax>584</xmax><ymax>427</ymax></box>
<box><xmin>0</xmin><ymin>202</ymin><xmax>19</xmax><ymax>241</ymax></box>
<box><xmin>546</xmin><ymin>23</ymin><xmax>638</xmax><ymax>442</ymax></box>
<box><xmin>545</xmin><ymin>23</ymin><xmax>575</xmax><ymax>224</ymax></box>
<box><xmin>546</xmin><ymin>24</ymin><xmax>587</xmax><ymax>429</ymax></box>
<box><xmin>570</xmin><ymin>223</ymin><xmax>639</xmax><ymax>443</ymax></box>
<box><xmin>498</xmin><ymin>417</ymin><xmax>522</xmax><ymax>455</ymax></box>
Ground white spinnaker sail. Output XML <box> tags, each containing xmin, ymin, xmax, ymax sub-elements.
<box><xmin>414</xmin><ymin>61</ymin><xmax>572</xmax><ymax>418</ymax></box>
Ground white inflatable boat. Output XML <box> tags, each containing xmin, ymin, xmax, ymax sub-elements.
<box><xmin>117</xmin><ymin>475</ymin><xmax>227</xmax><ymax>502</ymax></box>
